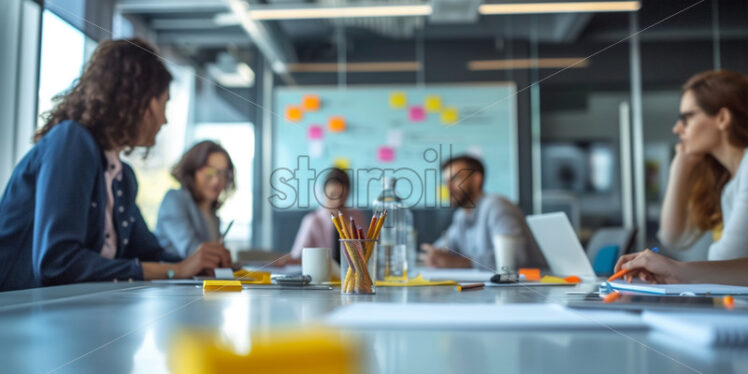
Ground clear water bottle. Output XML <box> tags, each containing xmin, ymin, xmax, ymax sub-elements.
<box><xmin>373</xmin><ymin>177</ymin><xmax>414</xmax><ymax>281</ymax></box>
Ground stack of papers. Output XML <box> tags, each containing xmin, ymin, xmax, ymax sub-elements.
<box><xmin>326</xmin><ymin>303</ymin><xmax>647</xmax><ymax>330</ymax></box>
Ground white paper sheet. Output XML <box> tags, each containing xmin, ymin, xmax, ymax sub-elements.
<box><xmin>326</xmin><ymin>303</ymin><xmax>647</xmax><ymax>330</ymax></box>
<box><xmin>643</xmin><ymin>311</ymin><xmax>748</xmax><ymax>346</ymax></box>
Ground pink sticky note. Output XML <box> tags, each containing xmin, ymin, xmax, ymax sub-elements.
<box><xmin>378</xmin><ymin>146</ymin><xmax>395</xmax><ymax>163</ymax></box>
<box><xmin>409</xmin><ymin>106</ymin><xmax>426</xmax><ymax>122</ymax></box>
<box><xmin>308</xmin><ymin>125</ymin><xmax>323</xmax><ymax>140</ymax></box>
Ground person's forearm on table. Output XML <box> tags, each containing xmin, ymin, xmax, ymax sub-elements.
<box><xmin>677</xmin><ymin>258</ymin><xmax>748</xmax><ymax>286</ymax></box>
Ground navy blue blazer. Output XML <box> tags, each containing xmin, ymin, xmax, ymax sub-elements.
<box><xmin>0</xmin><ymin>121</ymin><xmax>180</xmax><ymax>291</ymax></box>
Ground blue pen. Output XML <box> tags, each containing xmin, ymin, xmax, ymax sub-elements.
<box><xmin>651</xmin><ymin>246</ymin><xmax>659</xmax><ymax>253</ymax></box>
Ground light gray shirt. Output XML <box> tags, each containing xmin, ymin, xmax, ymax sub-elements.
<box><xmin>155</xmin><ymin>188</ymin><xmax>220</xmax><ymax>259</ymax></box>
<box><xmin>710</xmin><ymin>149</ymin><xmax>748</xmax><ymax>260</ymax></box>
<box><xmin>434</xmin><ymin>195</ymin><xmax>547</xmax><ymax>270</ymax></box>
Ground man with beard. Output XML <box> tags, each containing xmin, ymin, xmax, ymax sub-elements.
<box><xmin>420</xmin><ymin>155</ymin><xmax>547</xmax><ymax>270</ymax></box>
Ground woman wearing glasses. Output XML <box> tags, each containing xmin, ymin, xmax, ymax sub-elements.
<box><xmin>155</xmin><ymin>141</ymin><xmax>236</xmax><ymax>258</ymax></box>
<box><xmin>616</xmin><ymin>70</ymin><xmax>748</xmax><ymax>285</ymax></box>
<box><xmin>657</xmin><ymin>70</ymin><xmax>748</xmax><ymax>261</ymax></box>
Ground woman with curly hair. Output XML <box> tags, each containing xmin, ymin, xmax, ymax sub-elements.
<box><xmin>0</xmin><ymin>39</ymin><xmax>231</xmax><ymax>291</ymax></box>
<box><xmin>155</xmin><ymin>141</ymin><xmax>236</xmax><ymax>258</ymax></box>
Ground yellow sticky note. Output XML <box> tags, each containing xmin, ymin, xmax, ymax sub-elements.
<box><xmin>333</xmin><ymin>157</ymin><xmax>350</xmax><ymax>170</ymax></box>
<box><xmin>302</xmin><ymin>94</ymin><xmax>320</xmax><ymax>111</ymax></box>
<box><xmin>389</xmin><ymin>92</ymin><xmax>407</xmax><ymax>109</ymax></box>
<box><xmin>424</xmin><ymin>95</ymin><xmax>442</xmax><ymax>113</ymax></box>
<box><xmin>328</xmin><ymin>116</ymin><xmax>346</xmax><ymax>133</ymax></box>
<box><xmin>285</xmin><ymin>106</ymin><xmax>303</xmax><ymax>122</ymax></box>
<box><xmin>441</xmin><ymin>107</ymin><xmax>459</xmax><ymax>125</ymax></box>
<box><xmin>169</xmin><ymin>328</ymin><xmax>359</xmax><ymax>374</ymax></box>
<box><xmin>439</xmin><ymin>184</ymin><xmax>450</xmax><ymax>202</ymax></box>
<box><xmin>539</xmin><ymin>275</ymin><xmax>569</xmax><ymax>284</ymax></box>
<box><xmin>203</xmin><ymin>280</ymin><xmax>242</xmax><ymax>292</ymax></box>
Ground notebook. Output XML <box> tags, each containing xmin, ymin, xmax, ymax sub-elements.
<box><xmin>642</xmin><ymin>311</ymin><xmax>748</xmax><ymax>346</ymax></box>
<box><xmin>608</xmin><ymin>280</ymin><xmax>748</xmax><ymax>296</ymax></box>
<box><xmin>326</xmin><ymin>303</ymin><xmax>647</xmax><ymax>330</ymax></box>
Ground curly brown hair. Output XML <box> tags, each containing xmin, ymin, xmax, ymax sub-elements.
<box><xmin>683</xmin><ymin>70</ymin><xmax>748</xmax><ymax>231</ymax></box>
<box><xmin>35</xmin><ymin>38</ymin><xmax>172</xmax><ymax>151</ymax></box>
<box><xmin>172</xmin><ymin>141</ymin><xmax>236</xmax><ymax>212</ymax></box>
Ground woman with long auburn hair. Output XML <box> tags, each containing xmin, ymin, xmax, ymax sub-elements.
<box><xmin>616</xmin><ymin>70</ymin><xmax>748</xmax><ymax>285</ymax></box>
<box><xmin>0</xmin><ymin>39</ymin><xmax>231</xmax><ymax>291</ymax></box>
<box><xmin>658</xmin><ymin>70</ymin><xmax>748</xmax><ymax>260</ymax></box>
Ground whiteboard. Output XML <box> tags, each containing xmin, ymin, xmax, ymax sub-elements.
<box><xmin>272</xmin><ymin>83</ymin><xmax>517</xmax><ymax>210</ymax></box>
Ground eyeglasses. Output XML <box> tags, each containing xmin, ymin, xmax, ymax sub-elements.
<box><xmin>200</xmin><ymin>166</ymin><xmax>232</xmax><ymax>180</ymax></box>
<box><xmin>677</xmin><ymin>110</ymin><xmax>701</xmax><ymax>127</ymax></box>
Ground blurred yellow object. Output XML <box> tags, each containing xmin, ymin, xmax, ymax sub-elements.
<box><xmin>233</xmin><ymin>270</ymin><xmax>272</xmax><ymax>285</ymax></box>
<box><xmin>203</xmin><ymin>280</ymin><xmax>242</xmax><ymax>292</ymax></box>
<box><xmin>333</xmin><ymin>157</ymin><xmax>351</xmax><ymax>170</ymax></box>
<box><xmin>389</xmin><ymin>91</ymin><xmax>407</xmax><ymax>109</ymax></box>
<box><xmin>424</xmin><ymin>95</ymin><xmax>442</xmax><ymax>112</ymax></box>
<box><xmin>539</xmin><ymin>275</ymin><xmax>570</xmax><ymax>284</ymax></box>
<box><xmin>441</xmin><ymin>107</ymin><xmax>459</xmax><ymax>124</ymax></box>
<box><xmin>169</xmin><ymin>328</ymin><xmax>359</xmax><ymax>374</ymax></box>
<box><xmin>329</xmin><ymin>274</ymin><xmax>457</xmax><ymax>288</ymax></box>
<box><xmin>439</xmin><ymin>184</ymin><xmax>450</xmax><ymax>202</ymax></box>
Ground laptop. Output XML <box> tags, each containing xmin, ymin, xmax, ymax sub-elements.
<box><xmin>526</xmin><ymin>212</ymin><xmax>596</xmax><ymax>278</ymax></box>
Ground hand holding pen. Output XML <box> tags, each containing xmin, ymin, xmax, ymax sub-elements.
<box><xmin>610</xmin><ymin>247</ymin><xmax>685</xmax><ymax>284</ymax></box>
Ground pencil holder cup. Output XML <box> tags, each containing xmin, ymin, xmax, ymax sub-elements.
<box><xmin>339</xmin><ymin>239</ymin><xmax>377</xmax><ymax>295</ymax></box>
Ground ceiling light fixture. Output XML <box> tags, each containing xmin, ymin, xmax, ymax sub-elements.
<box><xmin>287</xmin><ymin>62</ymin><xmax>421</xmax><ymax>73</ymax></box>
<box><xmin>468</xmin><ymin>58</ymin><xmax>589</xmax><ymax>70</ymax></box>
<box><xmin>479</xmin><ymin>1</ymin><xmax>640</xmax><ymax>15</ymax></box>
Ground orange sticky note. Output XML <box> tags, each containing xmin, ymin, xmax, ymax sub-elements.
<box><xmin>302</xmin><ymin>95</ymin><xmax>320</xmax><ymax>111</ymax></box>
<box><xmin>564</xmin><ymin>275</ymin><xmax>581</xmax><ymax>284</ymax></box>
<box><xmin>285</xmin><ymin>106</ymin><xmax>303</xmax><ymax>122</ymax></box>
<box><xmin>328</xmin><ymin>116</ymin><xmax>346</xmax><ymax>133</ymax></box>
<box><xmin>519</xmin><ymin>268</ymin><xmax>541</xmax><ymax>281</ymax></box>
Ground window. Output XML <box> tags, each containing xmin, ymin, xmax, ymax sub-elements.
<box><xmin>192</xmin><ymin>123</ymin><xmax>255</xmax><ymax>248</ymax></box>
<box><xmin>37</xmin><ymin>9</ymin><xmax>96</xmax><ymax>127</ymax></box>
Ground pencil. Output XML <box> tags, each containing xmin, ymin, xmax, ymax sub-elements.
<box><xmin>458</xmin><ymin>283</ymin><xmax>485</xmax><ymax>292</ymax></box>
<box><xmin>220</xmin><ymin>219</ymin><xmax>235</xmax><ymax>244</ymax></box>
<box><xmin>608</xmin><ymin>269</ymin><xmax>627</xmax><ymax>282</ymax></box>
<box><xmin>366</xmin><ymin>211</ymin><xmax>378</xmax><ymax>239</ymax></box>
<box><xmin>357</xmin><ymin>225</ymin><xmax>365</xmax><ymax>242</ymax></box>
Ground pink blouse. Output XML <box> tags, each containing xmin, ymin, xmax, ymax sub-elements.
<box><xmin>290</xmin><ymin>208</ymin><xmax>365</xmax><ymax>258</ymax></box>
<box><xmin>100</xmin><ymin>151</ymin><xmax>122</xmax><ymax>259</ymax></box>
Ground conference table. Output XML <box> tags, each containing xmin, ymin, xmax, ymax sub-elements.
<box><xmin>1</xmin><ymin>280</ymin><xmax>745</xmax><ymax>373</ymax></box>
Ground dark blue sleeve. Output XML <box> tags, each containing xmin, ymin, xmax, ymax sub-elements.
<box><xmin>32</xmin><ymin>125</ymin><xmax>143</xmax><ymax>286</ymax></box>
<box><xmin>126</xmin><ymin>204</ymin><xmax>182</xmax><ymax>263</ymax></box>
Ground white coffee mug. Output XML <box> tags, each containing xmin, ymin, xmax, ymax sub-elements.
<box><xmin>302</xmin><ymin>247</ymin><xmax>331</xmax><ymax>284</ymax></box>
<box><xmin>492</xmin><ymin>235</ymin><xmax>517</xmax><ymax>274</ymax></box>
